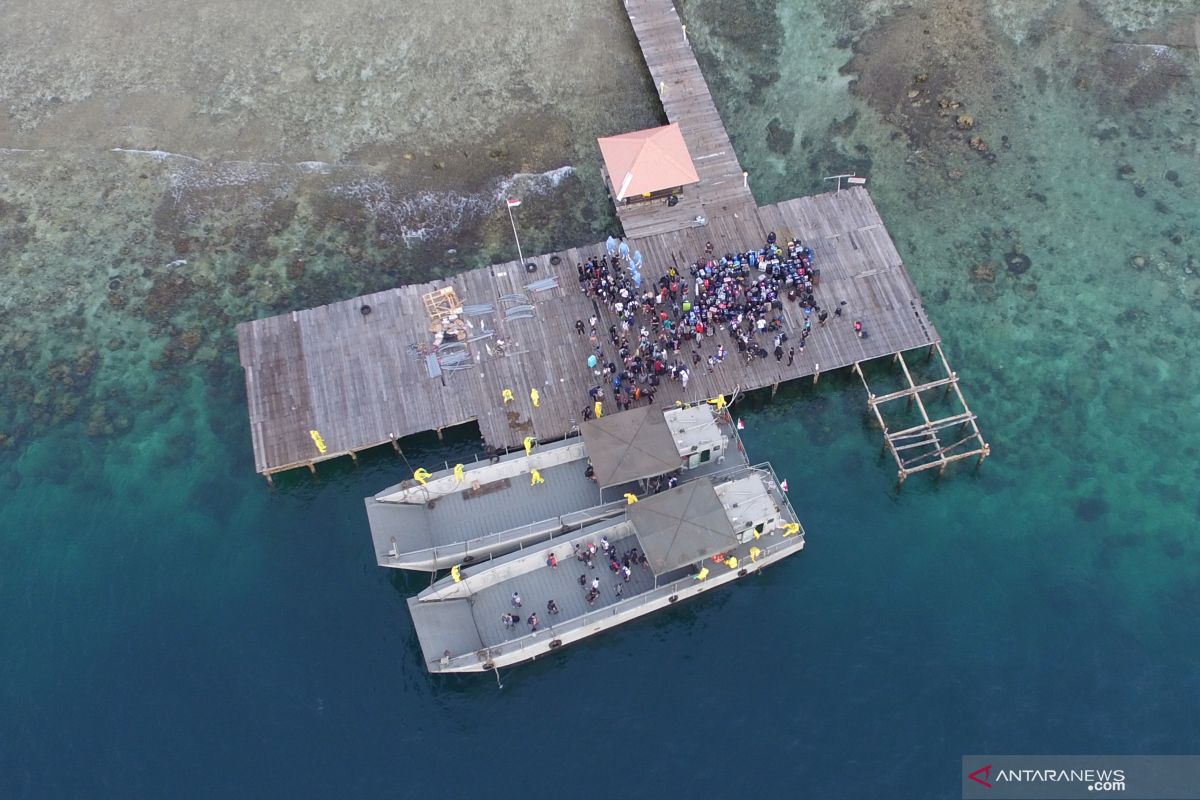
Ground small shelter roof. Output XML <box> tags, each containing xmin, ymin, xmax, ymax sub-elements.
<box><xmin>580</xmin><ymin>406</ymin><xmax>681</xmax><ymax>488</ymax></box>
<box><xmin>597</xmin><ymin>123</ymin><xmax>701</xmax><ymax>200</ymax></box>
<box><xmin>628</xmin><ymin>478</ymin><xmax>739</xmax><ymax>574</ymax></box>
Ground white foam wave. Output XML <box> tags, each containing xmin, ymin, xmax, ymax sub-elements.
<box><xmin>111</xmin><ymin>148</ymin><xmax>203</xmax><ymax>163</ymax></box>
<box><xmin>330</xmin><ymin>165</ymin><xmax>576</xmax><ymax>245</ymax></box>
<box><xmin>112</xmin><ymin>149</ymin><xmax>354</xmax><ymax>174</ymax></box>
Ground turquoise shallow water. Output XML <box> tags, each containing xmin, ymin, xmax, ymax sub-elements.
<box><xmin>2</xmin><ymin>1</ymin><xmax>1199</xmax><ymax>797</ymax></box>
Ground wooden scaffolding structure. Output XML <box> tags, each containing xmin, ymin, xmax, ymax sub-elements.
<box><xmin>855</xmin><ymin>343</ymin><xmax>990</xmax><ymax>484</ymax></box>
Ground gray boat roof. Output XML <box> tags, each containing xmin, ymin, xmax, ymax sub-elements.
<box><xmin>579</xmin><ymin>405</ymin><xmax>681</xmax><ymax>488</ymax></box>
<box><xmin>628</xmin><ymin>477</ymin><xmax>738</xmax><ymax>574</ymax></box>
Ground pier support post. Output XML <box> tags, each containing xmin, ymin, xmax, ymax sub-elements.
<box><xmin>264</xmin><ymin>473</ymin><xmax>274</xmax><ymax>487</ymax></box>
<box><xmin>437</xmin><ymin>427</ymin><xmax>444</xmax><ymax>441</ymax></box>
<box><xmin>391</xmin><ymin>437</ymin><xmax>401</xmax><ymax>454</ymax></box>
<box><xmin>348</xmin><ymin>451</ymin><xmax>358</xmax><ymax>466</ymax></box>
<box><xmin>813</xmin><ymin>364</ymin><xmax>821</xmax><ymax>385</ymax></box>
<box><xmin>927</xmin><ymin>344</ymin><xmax>936</xmax><ymax>362</ymax></box>
<box><xmin>771</xmin><ymin>381</ymin><xmax>779</xmax><ymax>399</ymax></box>
<box><xmin>306</xmin><ymin>462</ymin><xmax>316</xmax><ymax>475</ymax></box>
<box><xmin>897</xmin><ymin>469</ymin><xmax>908</xmax><ymax>488</ymax></box>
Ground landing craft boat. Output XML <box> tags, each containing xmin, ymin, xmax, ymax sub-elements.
<box><xmin>405</xmin><ymin>463</ymin><xmax>803</xmax><ymax>673</ymax></box>
<box><xmin>366</xmin><ymin>404</ymin><xmax>746</xmax><ymax>570</ymax></box>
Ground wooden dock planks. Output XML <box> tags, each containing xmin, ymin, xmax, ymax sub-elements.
<box><xmin>614</xmin><ymin>0</ymin><xmax>756</xmax><ymax>239</ymax></box>
<box><xmin>237</xmin><ymin>186</ymin><xmax>940</xmax><ymax>476</ymax></box>
<box><xmin>234</xmin><ymin>0</ymin><xmax>961</xmax><ymax>478</ymax></box>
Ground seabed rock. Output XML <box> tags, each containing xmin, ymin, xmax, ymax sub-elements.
<box><xmin>970</xmin><ymin>263</ymin><xmax>996</xmax><ymax>283</ymax></box>
<box><xmin>1005</xmin><ymin>251</ymin><xmax>1032</xmax><ymax>275</ymax></box>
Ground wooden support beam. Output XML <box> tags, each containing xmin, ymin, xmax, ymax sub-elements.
<box><xmin>264</xmin><ymin>472</ymin><xmax>274</xmax><ymax>487</ymax></box>
<box><xmin>935</xmin><ymin>342</ymin><xmax>955</xmax><ymax>377</ymax></box>
<box><xmin>307</xmin><ymin>462</ymin><xmax>316</xmax><ymax>475</ymax></box>
<box><xmin>896</xmin><ymin>351</ymin><xmax>932</xmax><ymax>427</ymax></box>
<box><xmin>348</xmin><ymin>451</ymin><xmax>358</xmax><ymax>465</ymax></box>
<box><xmin>870</xmin><ymin>375</ymin><xmax>958</xmax><ymax>405</ymax></box>
<box><xmin>904</xmin><ymin>446</ymin><xmax>989</xmax><ymax>475</ymax></box>
<box><xmin>893</xmin><ymin>436</ymin><xmax>940</xmax><ymax>453</ymax></box>
<box><xmin>902</xmin><ymin>434</ymin><xmax>981</xmax><ymax>468</ymax></box>
<box><xmin>888</xmin><ymin>412</ymin><xmax>977</xmax><ymax>439</ymax></box>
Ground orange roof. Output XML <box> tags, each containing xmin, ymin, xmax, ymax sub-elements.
<box><xmin>597</xmin><ymin>123</ymin><xmax>700</xmax><ymax>200</ymax></box>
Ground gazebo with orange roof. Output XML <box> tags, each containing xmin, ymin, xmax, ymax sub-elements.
<box><xmin>597</xmin><ymin>123</ymin><xmax>700</xmax><ymax>205</ymax></box>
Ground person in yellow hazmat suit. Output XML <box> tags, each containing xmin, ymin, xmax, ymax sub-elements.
<box><xmin>502</xmin><ymin>388</ymin><xmax>514</xmax><ymax>404</ymax></box>
<box><xmin>594</xmin><ymin>400</ymin><xmax>603</xmax><ymax>418</ymax></box>
<box><xmin>523</xmin><ymin>436</ymin><xmax>535</xmax><ymax>457</ymax></box>
<box><xmin>623</xmin><ymin>492</ymin><xmax>638</xmax><ymax>505</ymax></box>
<box><xmin>453</xmin><ymin>464</ymin><xmax>465</xmax><ymax>484</ymax></box>
<box><xmin>413</xmin><ymin>467</ymin><xmax>432</xmax><ymax>485</ymax></box>
<box><xmin>451</xmin><ymin>565</ymin><xmax>462</xmax><ymax>583</ymax></box>
<box><xmin>530</xmin><ymin>387</ymin><xmax>540</xmax><ymax>408</ymax></box>
<box><xmin>530</xmin><ymin>468</ymin><xmax>545</xmax><ymax>486</ymax></box>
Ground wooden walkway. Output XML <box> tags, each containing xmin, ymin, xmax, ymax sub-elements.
<box><xmin>613</xmin><ymin>0</ymin><xmax>757</xmax><ymax>238</ymax></box>
<box><xmin>234</xmin><ymin>0</ymin><xmax>988</xmax><ymax>479</ymax></box>
<box><xmin>237</xmin><ymin>187</ymin><xmax>941</xmax><ymax>476</ymax></box>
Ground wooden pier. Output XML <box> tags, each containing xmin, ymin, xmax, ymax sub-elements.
<box><xmin>611</xmin><ymin>0</ymin><xmax>757</xmax><ymax>238</ymax></box>
<box><xmin>235</xmin><ymin>0</ymin><xmax>988</xmax><ymax>482</ymax></box>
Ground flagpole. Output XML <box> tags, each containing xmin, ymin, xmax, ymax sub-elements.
<box><xmin>506</xmin><ymin>199</ymin><xmax>526</xmax><ymax>266</ymax></box>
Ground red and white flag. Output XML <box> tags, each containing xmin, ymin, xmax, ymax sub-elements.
<box><xmin>780</xmin><ymin>479</ymin><xmax>789</xmax><ymax>493</ymax></box>
<box><xmin>736</xmin><ymin>418</ymin><xmax>745</xmax><ymax>430</ymax></box>
<box><xmin>506</xmin><ymin>197</ymin><xmax>522</xmax><ymax>208</ymax></box>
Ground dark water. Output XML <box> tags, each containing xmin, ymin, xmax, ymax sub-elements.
<box><xmin>2</xmin><ymin>1</ymin><xmax>1199</xmax><ymax>797</ymax></box>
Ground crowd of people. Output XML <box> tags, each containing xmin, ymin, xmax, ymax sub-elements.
<box><xmin>576</xmin><ymin>232</ymin><xmax>857</xmax><ymax>420</ymax></box>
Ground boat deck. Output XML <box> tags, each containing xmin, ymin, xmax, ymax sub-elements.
<box><xmin>407</xmin><ymin>466</ymin><xmax>804</xmax><ymax>672</ymax></box>
<box><xmin>472</xmin><ymin>529</ymin><xmax>655</xmax><ymax>648</ymax></box>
